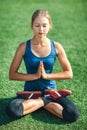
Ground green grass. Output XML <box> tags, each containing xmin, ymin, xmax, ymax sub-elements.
<box><xmin>0</xmin><ymin>0</ymin><xmax>87</xmax><ymax>129</ymax></box>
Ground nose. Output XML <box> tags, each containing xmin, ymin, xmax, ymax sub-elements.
<box><xmin>39</xmin><ymin>26</ymin><xmax>43</xmax><ymax>31</ymax></box>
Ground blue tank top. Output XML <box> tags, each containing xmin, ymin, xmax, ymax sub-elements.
<box><xmin>23</xmin><ymin>39</ymin><xmax>57</xmax><ymax>91</ymax></box>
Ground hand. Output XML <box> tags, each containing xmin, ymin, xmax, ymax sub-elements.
<box><xmin>40</xmin><ymin>61</ymin><xmax>48</xmax><ymax>79</ymax></box>
<box><xmin>36</xmin><ymin>61</ymin><xmax>48</xmax><ymax>80</ymax></box>
<box><xmin>35</xmin><ymin>62</ymin><xmax>42</xmax><ymax>79</ymax></box>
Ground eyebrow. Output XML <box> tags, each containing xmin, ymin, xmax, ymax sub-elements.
<box><xmin>35</xmin><ymin>23</ymin><xmax>48</xmax><ymax>25</ymax></box>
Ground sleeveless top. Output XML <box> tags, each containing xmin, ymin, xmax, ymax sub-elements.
<box><xmin>23</xmin><ymin>39</ymin><xmax>57</xmax><ymax>91</ymax></box>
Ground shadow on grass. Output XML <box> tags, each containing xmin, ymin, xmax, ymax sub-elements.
<box><xmin>31</xmin><ymin>108</ymin><xmax>68</xmax><ymax>125</ymax></box>
<box><xmin>0</xmin><ymin>97</ymin><xmax>69</xmax><ymax>126</ymax></box>
<box><xmin>0</xmin><ymin>97</ymin><xmax>20</xmax><ymax>126</ymax></box>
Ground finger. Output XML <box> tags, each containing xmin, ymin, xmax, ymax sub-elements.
<box><xmin>40</xmin><ymin>61</ymin><xmax>43</xmax><ymax>65</ymax></box>
<box><xmin>38</xmin><ymin>61</ymin><xmax>42</xmax><ymax>68</ymax></box>
<box><xmin>39</xmin><ymin>61</ymin><xmax>44</xmax><ymax>69</ymax></box>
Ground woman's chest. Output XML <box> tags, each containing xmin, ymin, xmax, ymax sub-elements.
<box><xmin>31</xmin><ymin>44</ymin><xmax>51</xmax><ymax>57</ymax></box>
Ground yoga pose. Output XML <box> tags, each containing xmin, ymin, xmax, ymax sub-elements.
<box><xmin>8</xmin><ymin>9</ymin><xmax>80</xmax><ymax>122</ymax></box>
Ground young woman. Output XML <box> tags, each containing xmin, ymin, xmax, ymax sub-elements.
<box><xmin>8</xmin><ymin>9</ymin><xmax>80</xmax><ymax>122</ymax></box>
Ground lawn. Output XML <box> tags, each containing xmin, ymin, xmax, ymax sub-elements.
<box><xmin>0</xmin><ymin>0</ymin><xmax>87</xmax><ymax>130</ymax></box>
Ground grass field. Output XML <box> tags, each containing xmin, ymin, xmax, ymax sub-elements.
<box><xmin>0</xmin><ymin>0</ymin><xmax>87</xmax><ymax>130</ymax></box>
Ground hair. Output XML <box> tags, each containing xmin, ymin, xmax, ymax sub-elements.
<box><xmin>31</xmin><ymin>9</ymin><xmax>52</xmax><ymax>29</ymax></box>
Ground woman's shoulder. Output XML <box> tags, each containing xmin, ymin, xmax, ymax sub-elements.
<box><xmin>53</xmin><ymin>41</ymin><xmax>63</xmax><ymax>55</ymax></box>
<box><xmin>18</xmin><ymin>42</ymin><xmax>26</xmax><ymax>51</ymax></box>
<box><xmin>54</xmin><ymin>41</ymin><xmax>62</xmax><ymax>47</ymax></box>
<box><xmin>16</xmin><ymin>42</ymin><xmax>26</xmax><ymax>56</ymax></box>
<box><xmin>17</xmin><ymin>39</ymin><xmax>31</xmax><ymax>54</ymax></box>
<box><xmin>19</xmin><ymin>42</ymin><xmax>26</xmax><ymax>48</ymax></box>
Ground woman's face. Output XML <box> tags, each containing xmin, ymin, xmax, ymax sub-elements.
<box><xmin>32</xmin><ymin>16</ymin><xmax>50</xmax><ymax>38</ymax></box>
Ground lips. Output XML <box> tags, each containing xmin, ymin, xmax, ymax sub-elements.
<box><xmin>38</xmin><ymin>32</ymin><xmax>44</xmax><ymax>35</ymax></box>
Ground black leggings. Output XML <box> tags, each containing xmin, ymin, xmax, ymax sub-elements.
<box><xmin>8</xmin><ymin>97</ymin><xmax>80</xmax><ymax>122</ymax></box>
<box><xmin>7</xmin><ymin>98</ymin><xmax>25</xmax><ymax>118</ymax></box>
<box><xmin>56</xmin><ymin>97</ymin><xmax>80</xmax><ymax>122</ymax></box>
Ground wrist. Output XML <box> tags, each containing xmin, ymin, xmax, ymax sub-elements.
<box><xmin>43</xmin><ymin>73</ymin><xmax>50</xmax><ymax>80</ymax></box>
<box><xmin>28</xmin><ymin>74</ymin><xmax>40</xmax><ymax>81</ymax></box>
<box><xmin>46</xmin><ymin>74</ymin><xmax>50</xmax><ymax>80</ymax></box>
<box><xmin>35</xmin><ymin>73</ymin><xmax>41</xmax><ymax>80</ymax></box>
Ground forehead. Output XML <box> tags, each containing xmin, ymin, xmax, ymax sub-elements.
<box><xmin>33</xmin><ymin>16</ymin><xmax>49</xmax><ymax>24</ymax></box>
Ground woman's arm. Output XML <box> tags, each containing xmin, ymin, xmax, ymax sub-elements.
<box><xmin>9</xmin><ymin>42</ymin><xmax>41</xmax><ymax>81</ymax></box>
<box><xmin>42</xmin><ymin>42</ymin><xmax>73</xmax><ymax>80</ymax></box>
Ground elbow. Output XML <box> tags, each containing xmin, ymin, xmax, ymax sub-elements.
<box><xmin>69</xmin><ymin>74</ymin><xmax>73</xmax><ymax>79</ymax></box>
<box><xmin>68</xmin><ymin>71</ymin><xmax>73</xmax><ymax>79</ymax></box>
<box><xmin>9</xmin><ymin>71</ymin><xmax>15</xmax><ymax>80</ymax></box>
<box><xmin>9</xmin><ymin>73</ymin><xmax>13</xmax><ymax>80</ymax></box>
<box><xmin>64</xmin><ymin>70</ymin><xmax>73</xmax><ymax>79</ymax></box>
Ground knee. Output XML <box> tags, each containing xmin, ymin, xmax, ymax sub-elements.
<box><xmin>62</xmin><ymin>106</ymin><xmax>80</xmax><ymax>122</ymax></box>
<box><xmin>8</xmin><ymin>98</ymin><xmax>24</xmax><ymax>118</ymax></box>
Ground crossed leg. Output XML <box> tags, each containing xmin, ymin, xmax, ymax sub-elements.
<box><xmin>44</xmin><ymin>102</ymin><xmax>63</xmax><ymax>119</ymax></box>
<box><xmin>22</xmin><ymin>98</ymin><xmax>63</xmax><ymax>119</ymax></box>
<box><xmin>21</xmin><ymin>97</ymin><xmax>79</xmax><ymax>122</ymax></box>
<box><xmin>8</xmin><ymin>97</ymin><xmax>79</xmax><ymax>122</ymax></box>
<box><xmin>22</xmin><ymin>98</ymin><xmax>44</xmax><ymax>115</ymax></box>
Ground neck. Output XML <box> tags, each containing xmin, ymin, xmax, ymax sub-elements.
<box><xmin>32</xmin><ymin>36</ymin><xmax>48</xmax><ymax>46</ymax></box>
